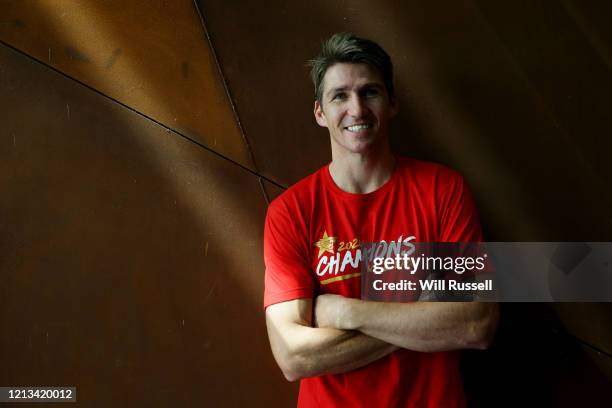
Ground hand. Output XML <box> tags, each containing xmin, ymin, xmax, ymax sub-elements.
<box><xmin>314</xmin><ymin>294</ymin><xmax>356</xmax><ymax>330</ymax></box>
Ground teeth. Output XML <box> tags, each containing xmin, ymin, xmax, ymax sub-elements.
<box><xmin>346</xmin><ymin>124</ymin><xmax>372</xmax><ymax>132</ymax></box>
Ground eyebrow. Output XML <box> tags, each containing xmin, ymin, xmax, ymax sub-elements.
<box><xmin>326</xmin><ymin>86</ymin><xmax>348</xmax><ymax>97</ymax></box>
<box><xmin>325</xmin><ymin>83</ymin><xmax>384</xmax><ymax>98</ymax></box>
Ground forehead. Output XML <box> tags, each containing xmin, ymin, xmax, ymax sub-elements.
<box><xmin>322</xmin><ymin>63</ymin><xmax>384</xmax><ymax>94</ymax></box>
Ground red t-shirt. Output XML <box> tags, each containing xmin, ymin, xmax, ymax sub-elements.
<box><xmin>264</xmin><ymin>157</ymin><xmax>483</xmax><ymax>408</ymax></box>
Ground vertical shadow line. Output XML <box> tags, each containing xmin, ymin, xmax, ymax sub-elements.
<box><xmin>258</xmin><ymin>178</ymin><xmax>271</xmax><ymax>205</ymax></box>
<box><xmin>192</xmin><ymin>1</ymin><xmax>268</xmax><ymax>198</ymax></box>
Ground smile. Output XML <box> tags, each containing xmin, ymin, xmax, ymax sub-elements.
<box><xmin>345</xmin><ymin>124</ymin><xmax>373</xmax><ymax>132</ymax></box>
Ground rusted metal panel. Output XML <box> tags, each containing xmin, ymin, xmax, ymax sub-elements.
<box><xmin>551</xmin><ymin>303</ymin><xmax>612</xmax><ymax>356</ymax></box>
<box><xmin>0</xmin><ymin>43</ymin><xmax>294</xmax><ymax>407</ymax></box>
<box><xmin>472</xmin><ymin>0</ymin><xmax>612</xmax><ymax>241</ymax></box>
<box><xmin>581</xmin><ymin>344</ymin><xmax>612</xmax><ymax>384</ymax></box>
<box><xmin>0</xmin><ymin>0</ymin><xmax>254</xmax><ymax>171</ymax></box>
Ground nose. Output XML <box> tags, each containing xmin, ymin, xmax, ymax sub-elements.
<box><xmin>347</xmin><ymin>94</ymin><xmax>367</xmax><ymax>118</ymax></box>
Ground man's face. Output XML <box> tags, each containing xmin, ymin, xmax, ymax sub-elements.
<box><xmin>314</xmin><ymin>63</ymin><xmax>397</xmax><ymax>157</ymax></box>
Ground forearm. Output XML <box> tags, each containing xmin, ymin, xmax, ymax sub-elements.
<box><xmin>341</xmin><ymin>300</ymin><xmax>498</xmax><ymax>352</ymax></box>
<box><xmin>289</xmin><ymin>325</ymin><xmax>396</xmax><ymax>379</ymax></box>
<box><xmin>266</xmin><ymin>314</ymin><xmax>397</xmax><ymax>381</ymax></box>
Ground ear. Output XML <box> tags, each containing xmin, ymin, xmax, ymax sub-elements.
<box><xmin>314</xmin><ymin>100</ymin><xmax>328</xmax><ymax>128</ymax></box>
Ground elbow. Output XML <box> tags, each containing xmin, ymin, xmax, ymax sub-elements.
<box><xmin>282</xmin><ymin>368</ymin><xmax>302</xmax><ymax>382</ymax></box>
<box><xmin>467</xmin><ymin>303</ymin><xmax>499</xmax><ymax>350</ymax></box>
<box><xmin>278</xmin><ymin>357</ymin><xmax>300</xmax><ymax>382</ymax></box>
<box><xmin>276</xmin><ymin>350</ymin><xmax>309</xmax><ymax>382</ymax></box>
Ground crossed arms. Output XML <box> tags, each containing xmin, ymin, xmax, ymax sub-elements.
<box><xmin>265</xmin><ymin>295</ymin><xmax>499</xmax><ymax>381</ymax></box>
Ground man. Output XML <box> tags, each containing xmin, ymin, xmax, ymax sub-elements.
<box><xmin>263</xmin><ymin>32</ymin><xmax>498</xmax><ymax>407</ymax></box>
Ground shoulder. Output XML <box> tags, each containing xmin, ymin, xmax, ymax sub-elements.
<box><xmin>267</xmin><ymin>165</ymin><xmax>328</xmax><ymax>216</ymax></box>
<box><xmin>264</xmin><ymin>166</ymin><xmax>328</xmax><ymax>257</ymax></box>
<box><xmin>396</xmin><ymin>156</ymin><xmax>465</xmax><ymax>187</ymax></box>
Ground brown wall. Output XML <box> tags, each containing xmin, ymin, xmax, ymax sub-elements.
<box><xmin>0</xmin><ymin>0</ymin><xmax>293</xmax><ymax>406</ymax></box>
<box><xmin>1</xmin><ymin>0</ymin><xmax>611</xmax><ymax>406</ymax></box>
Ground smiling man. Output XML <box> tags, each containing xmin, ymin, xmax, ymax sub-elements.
<box><xmin>263</xmin><ymin>32</ymin><xmax>498</xmax><ymax>408</ymax></box>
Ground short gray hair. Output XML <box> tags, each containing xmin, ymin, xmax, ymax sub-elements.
<box><xmin>307</xmin><ymin>32</ymin><xmax>395</xmax><ymax>104</ymax></box>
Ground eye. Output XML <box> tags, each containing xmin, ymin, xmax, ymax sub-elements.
<box><xmin>331</xmin><ymin>92</ymin><xmax>347</xmax><ymax>102</ymax></box>
<box><xmin>362</xmin><ymin>87</ymin><xmax>380</xmax><ymax>98</ymax></box>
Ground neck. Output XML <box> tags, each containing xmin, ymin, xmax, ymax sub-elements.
<box><xmin>329</xmin><ymin>145</ymin><xmax>396</xmax><ymax>194</ymax></box>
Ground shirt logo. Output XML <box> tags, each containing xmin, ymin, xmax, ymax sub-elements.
<box><xmin>314</xmin><ymin>230</ymin><xmax>362</xmax><ymax>283</ymax></box>
<box><xmin>314</xmin><ymin>232</ymin><xmax>417</xmax><ymax>285</ymax></box>
<box><xmin>315</xmin><ymin>230</ymin><xmax>336</xmax><ymax>258</ymax></box>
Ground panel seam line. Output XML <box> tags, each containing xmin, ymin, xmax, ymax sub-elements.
<box><xmin>0</xmin><ymin>39</ymin><xmax>286</xmax><ymax>191</ymax></box>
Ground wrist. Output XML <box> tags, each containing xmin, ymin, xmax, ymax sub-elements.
<box><xmin>341</xmin><ymin>298</ymin><xmax>362</xmax><ymax>330</ymax></box>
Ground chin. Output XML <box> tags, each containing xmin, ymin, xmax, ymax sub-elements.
<box><xmin>331</xmin><ymin>132</ymin><xmax>384</xmax><ymax>155</ymax></box>
<box><xmin>344</xmin><ymin>142</ymin><xmax>379</xmax><ymax>155</ymax></box>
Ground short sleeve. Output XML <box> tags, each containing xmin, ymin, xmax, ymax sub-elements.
<box><xmin>437</xmin><ymin>170</ymin><xmax>483</xmax><ymax>243</ymax></box>
<box><xmin>263</xmin><ymin>199</ymin><xmax>315</xmax><ymax>309</ymax></box>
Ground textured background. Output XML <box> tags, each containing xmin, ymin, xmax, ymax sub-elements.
<box><xmin>1</xmin><ymin>0</ymin><xmax>611</xmax><ymax>406</ymax></box>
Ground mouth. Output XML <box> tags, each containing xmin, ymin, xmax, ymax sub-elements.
<box><xmin>344</xmin><ymin>123</ymin><xmax>373</xmax><ymax>133</ymax></box>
